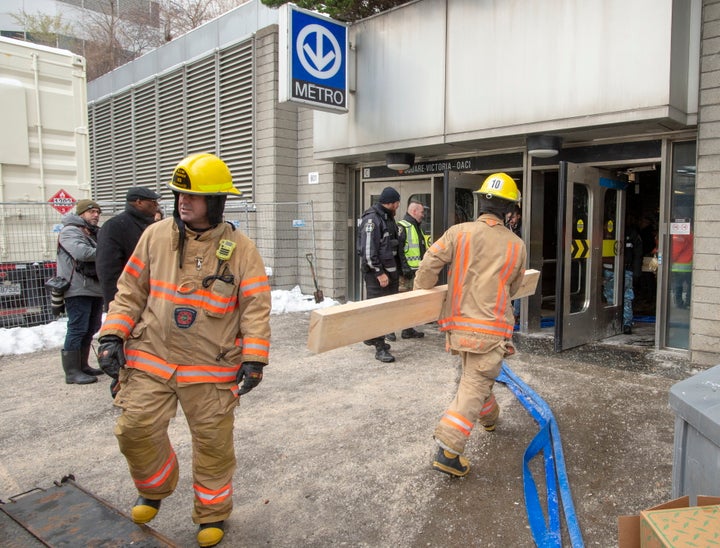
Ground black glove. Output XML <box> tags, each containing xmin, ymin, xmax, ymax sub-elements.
<box><xmin>97</xmin><ymin>335</ymin><xmax>126</xmax><ymax>379</ymax></box>
<box><xmin>236</xmin><ymin>361</ymin><xmax>265</xmax><ymax>395</ymax></box>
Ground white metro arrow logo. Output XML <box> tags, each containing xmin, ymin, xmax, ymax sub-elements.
<box><xmin>297</xmin><ymin>24</ymin><xmax>342</xmax><ymax>79</ymax></box>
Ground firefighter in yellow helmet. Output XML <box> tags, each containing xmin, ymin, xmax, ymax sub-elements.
<box><xmin>97</xmin><ymin>153</ymin><xmax>271</xmax><ymax>547</ymax></box>
<box><xmin>414</xmin><ymin>172</ymin><xmax>526</xmax><ymax>477</ymax></box>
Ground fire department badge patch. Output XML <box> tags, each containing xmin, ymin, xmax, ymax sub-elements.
<box><xmin>174</xmin><ymin>307</ymin><xmax>196</xmax><ymax>328</ymax></box>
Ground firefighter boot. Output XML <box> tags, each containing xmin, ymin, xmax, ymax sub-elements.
<box><xmin>364</xmin><ymin>339</ymin><xmax>390</xmax><ymax>351</ymax></box>
<box><xmin>61</xmin><ymin>350</ymin><xmax>98</xmax><ymax>384</ymax></box>
<box><xmin>197</xmin><ymin>521</ymin><xmax>224</xmax><ymax>547</ymax></box>
<box><xmin>131</xmin><ymin>496</ymin><xmax>161</xmax><ymax>524</ymax></box>
<box><xmin>432</xmin><ymin>447</ymin><xmax>470</xmax><ymax>477</ymax></box>
<box><xmin>374</xmin><ymin>340</ymin><xmax>395</xmax><ymax>363</ymax></box>
<box><xmin>478</xmin><ymin>394</ymin><xmax>500</xmax><ymax>432</ymax></box>
<box><xmin>401</xmin><ymin>327</ymin><xmax>425</xmax><ymax>339</ymax></box>
<box><xmin>80</xmin><ymin>344</ymin><xmax>103</xmax><ymax>376</ymax></box>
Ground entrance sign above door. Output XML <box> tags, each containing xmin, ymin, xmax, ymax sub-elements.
<box><xmin>279</xmin><ymin>4</ymin><xmax>348</xmax><ymax>113</ymax></box>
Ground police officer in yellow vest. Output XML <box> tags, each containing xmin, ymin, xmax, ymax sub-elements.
<box><xmin>398</xmin><ymin>200</ymin><xmax>431</xmax><ymax>338</ymax></box>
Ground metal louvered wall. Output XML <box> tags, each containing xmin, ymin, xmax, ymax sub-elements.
<box><xmin>89</xmin><ymin>38</ymin><xmax>254</xmax><ymax>211</ymax></box>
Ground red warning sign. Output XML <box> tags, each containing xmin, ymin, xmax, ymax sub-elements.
<box><xmin>48</xmin><ymin>189</ymin><xmax>76</xmax><ymax>215</ymax></box>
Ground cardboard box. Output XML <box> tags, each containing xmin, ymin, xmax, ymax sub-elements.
<box><xmin>618</xmin><ymin>496</ymin><xmax>720</xmax><ymax>548</ymax></box>
<box><xmin>640</xmin><ymin>504</ymin><xmax>720</xmax><ymax>547</ymax></box>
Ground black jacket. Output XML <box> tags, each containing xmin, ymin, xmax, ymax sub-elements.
<box><xmin>357</xmin><ymin>203</ymin><xmax>400</xmax><ymax>277</ymax></box>
<box><xmin>96</xmin><ymin>204</ymin><xmax>155</xmax><ymax>307</ymax></box>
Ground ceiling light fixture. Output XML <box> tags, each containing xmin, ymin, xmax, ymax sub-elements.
<box><xmin>527</xmin><ymin>135</ymin><xmax>563</xmax><ymax>158</ymax></box>
<box><xmin>385</xmin><ymin>152</ymin><xmax>415</xmax><ymax>172</ymax></box>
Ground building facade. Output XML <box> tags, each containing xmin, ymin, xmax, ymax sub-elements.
<box><xmin>87</xmin><ymin>0</ymin><xmax>720</xmax><ymax>366</ymax></box>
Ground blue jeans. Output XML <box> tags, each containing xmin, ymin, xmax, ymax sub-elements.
<box><xmin>603</xmin><ymin>269</ymin><xmax>634</xmax><ymax>327</ymax></box>
<box><xmin>64</xmin><ymin>296</ymin><xmax>103</xmax><ymax>351</ymax></box>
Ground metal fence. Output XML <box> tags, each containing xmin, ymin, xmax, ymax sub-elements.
<box><xmin>0</xmin><ymin>201</ymin><xmax>316</xmax><ymax>328</ymax></box>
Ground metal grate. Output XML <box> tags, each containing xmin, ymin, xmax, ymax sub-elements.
<box><xmin>89</xmin><ymin>36</ymin><xmax>255</xmax><ymax>203</ymax></box>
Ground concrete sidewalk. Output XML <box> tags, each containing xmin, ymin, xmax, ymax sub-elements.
<box><xmin>0</xmin><ymin>312</ymin><xmax>696</xmax><ymax>546</ymax></box>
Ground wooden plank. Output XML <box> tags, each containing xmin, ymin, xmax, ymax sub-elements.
<box><xmin>307</xmin><ymin>269</ymin><xmax>540</xmax><ymax>354</ymax></box>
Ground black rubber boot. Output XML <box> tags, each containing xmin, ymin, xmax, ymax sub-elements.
<box><xmin>364</xmin><ymin>339</ymin><xmax>390</xmax><ymax>350</ymax></box>
<box><xmin>80</xmin><ymin>344</ymin><xmax>103</xmax><ymax>376</ymax></box>
<box><xmin>61</xmin><ymin>350</ymin><xmax>98</xmax><ymax>384</ymax></box>
<box><xmin>374</xmin><ymin>341</ymin><xmax>395</xmax><ymax>363</ymax></box>
<box><xmin>401</xmin><ymin>328</ymin><xmax>425</xmax><ymax>339</ymax></box>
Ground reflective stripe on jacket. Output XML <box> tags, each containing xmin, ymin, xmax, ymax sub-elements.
<box><xmin>414</xmin><ymin>214</ymin><xmax>526</xmax><ymax>348</ymax></box>
<box><xmin>358</xmin><ymin>203</ymin><xmax>400</xmax><ymax>275</ymax></box>
<box><xmin>99</xmin><ymin>218</ymin><xmax>271</xmax><ymax>383</ymax></box>
<box><xmin>398</xmin><ymin>219</ymin><xmax>430</xmax><ymax>269</ymax></box>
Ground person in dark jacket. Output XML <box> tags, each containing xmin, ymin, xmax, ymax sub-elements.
<box><xmin>358</xmin><ymin>186</ymin><xmax>402</xmax><ymax>362</ymax></box>
<box><xmin>97</xmin><ymin>187</ymin><xmax>161</xmax><ymax>309</ymax></box>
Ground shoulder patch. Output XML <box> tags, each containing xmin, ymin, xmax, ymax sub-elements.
<box><xmin>365</xmin><ymin>219</ymin><xmax>374</xmax><ymax>233</ymax></box>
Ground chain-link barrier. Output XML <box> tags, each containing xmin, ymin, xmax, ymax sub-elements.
<box><xmin>0</xmin><ymin>201</ymin><xmax>317</xmax><ymax>327</ymax></box>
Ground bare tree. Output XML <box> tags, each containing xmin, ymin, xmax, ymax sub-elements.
<box><xmin>160</xmin><ymin>0</ymin><xmax>250</xmax><ymax>41</ymax></box>
<box><xmin>10</xmin><ymin>10</ymin><xmax>76</xmax><ymax>48</ymax></box>
<box><xmin>12</xmin><ymin>0</ymin><xmax>252</xmax><ymax>80</ymax></box>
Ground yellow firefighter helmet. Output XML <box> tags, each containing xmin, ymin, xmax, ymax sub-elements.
<box><xmin>168</xmin><ymin>153</ymin><xmax>241</xmax><ymax>196</ymax></box>
<box><xmin>476</xmin><ymin>172</ymin><xmax>521</xmax><ymax>202</ymax></box>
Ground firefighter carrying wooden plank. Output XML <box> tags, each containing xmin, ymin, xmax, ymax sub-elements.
<box><xmin>413</xmin><ymin>172</ymin><xmax>526</xmax><ymax>477</ymax></box>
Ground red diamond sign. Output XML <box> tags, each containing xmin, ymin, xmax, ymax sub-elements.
<box><xmin>48</xmin><ymin>189</ymin><xmax>76</xmax><ymax>215</ymax></box>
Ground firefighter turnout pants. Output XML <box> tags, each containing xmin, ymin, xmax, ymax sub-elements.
<box><xmin>434</xmin><ymin>343</ymin><xmax>508</xmax><ymax>455</ymax></box>
<box><xmin>113</xmin><ymin>368</ymin><xmax>238</xmax><ymax>524</ymax></box>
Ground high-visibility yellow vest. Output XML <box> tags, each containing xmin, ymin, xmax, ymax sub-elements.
<box><xmin>399</xmin><ymin>219</ymin><xmax>430</xmax><ymax>268</ymax></box>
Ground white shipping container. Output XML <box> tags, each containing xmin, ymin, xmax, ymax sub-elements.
<box><xmin>0</xmin><ymin>37</ymin><xmax>90</xmax><ymax>326</ymax></box>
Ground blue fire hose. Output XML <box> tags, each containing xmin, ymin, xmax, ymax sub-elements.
<box><xmin>496</xmin><ymin>362</ymin><xmax>585</xmax><ymax>548</ymax></box>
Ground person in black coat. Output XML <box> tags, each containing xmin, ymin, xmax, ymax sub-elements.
<box><xmin>97</xmin><ymin>187</ymin><xmax>161</xmax><ymax>310</ymax></box>
<box><xmin>357</xmin><ymin>186</ymin><xmax>402</xmax><ymax>362</ymax></box>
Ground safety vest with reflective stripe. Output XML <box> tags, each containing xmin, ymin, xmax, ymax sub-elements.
<box><xmin>398</xmin><ymin>219</ymin><xmax>430</xmax><ymax>269</ymax></box>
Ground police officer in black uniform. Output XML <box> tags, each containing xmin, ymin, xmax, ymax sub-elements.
<box><xmin>357</xmin><ymin>187</ymin><xmax>402</xmax><ymax>362</ymax></box>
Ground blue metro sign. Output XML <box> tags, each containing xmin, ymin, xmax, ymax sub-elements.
<box><xmin>280</xmin><ymin>4</ymin><xmax>348</xmax><ymax>112</ymax></box>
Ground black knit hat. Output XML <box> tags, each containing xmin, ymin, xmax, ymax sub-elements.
<box><xmin>379</xmin><ymin>187</ymin><xmax>400</xmax><ymax>204</ymax></box>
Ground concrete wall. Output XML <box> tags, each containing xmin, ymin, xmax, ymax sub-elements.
<box><xmin>694</xmin><ymin>0</ymin><xmax>720</xmax><ymax>365</ymax></box>
<box><xmin>255</xmin><ymin>26</ymin><xmax>348</xmax><ymax>300</ymax></box>
<box><xmin>315</xmin><ymin>0</ymin><xmax>699</xmax><ymax>160</ymax></box>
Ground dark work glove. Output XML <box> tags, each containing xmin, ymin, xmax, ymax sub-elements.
<box><xmin>97</xmin><ymin>335</ymin><xmax>126</xmax><ymax>379</ymax></box>
<box><xmin>236</xmin><ymin>361</ymin><xmax>265</xmax><ymax>395</ymax></box>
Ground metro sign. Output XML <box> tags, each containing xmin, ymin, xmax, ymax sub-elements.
<box><xmin>279</xmin><ymin>4</ymin><xmax>348</xmax><ymax>113</ymax></box>
<box><xmin>48</xmin><ymin>189</ymin><xmax>76</xmax><ymax>214</ymax></box>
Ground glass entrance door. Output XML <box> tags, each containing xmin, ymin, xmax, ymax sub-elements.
<box><xmin>664</xmin><ymin>141</ymin><xmax>696</xmax><ymax>350</ymax></box>
<box><xmin>555</xmin><ymin>162</ymin><xmax>626</xmax><ymax>351</ymax></box>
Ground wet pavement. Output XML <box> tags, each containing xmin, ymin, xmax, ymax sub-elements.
<box><xmin>0</xmin><ymin>312</ymin><xmax>699</xmax><ymax>547</ymax></box>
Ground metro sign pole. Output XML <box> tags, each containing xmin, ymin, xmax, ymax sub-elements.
<box><xmin>279</xmin><ymin>4</ymin><xmax>348</xmax><ymax>113</ymax></box>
